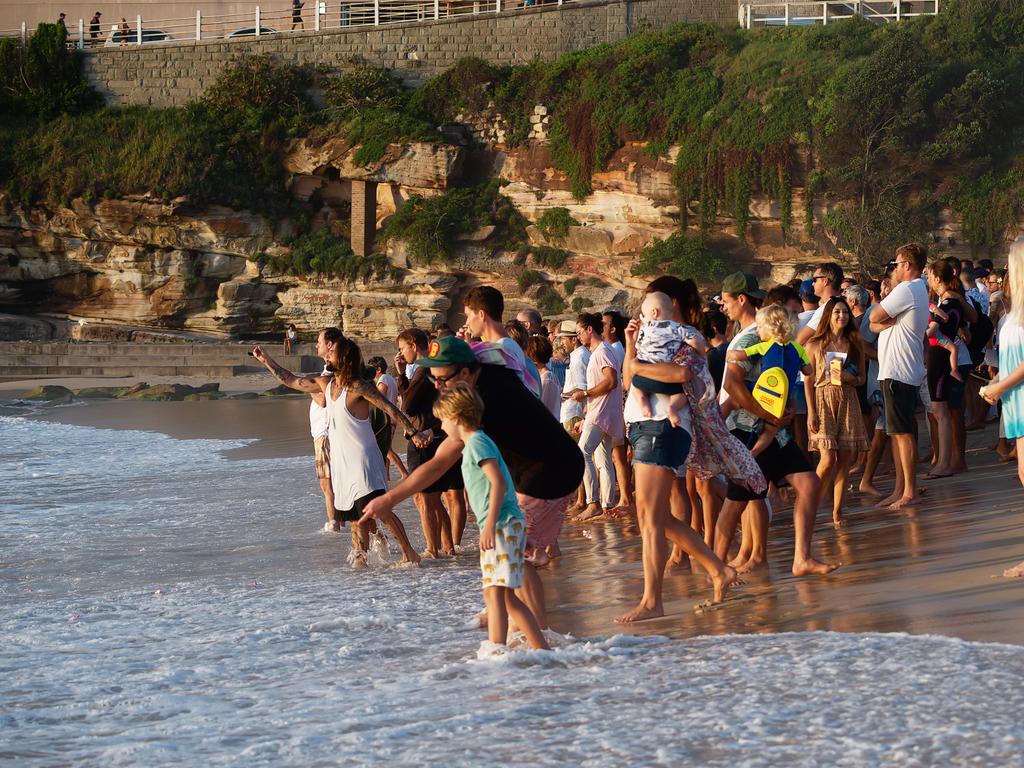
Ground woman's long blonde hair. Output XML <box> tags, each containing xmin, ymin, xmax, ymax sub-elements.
<box><xmin>1008</xmin><ymin>236</ymin><xmax>1024</xmax><ymax>327</ymax></box>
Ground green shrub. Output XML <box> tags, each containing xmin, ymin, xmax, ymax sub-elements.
<box><xmin>407</xmin><ymin>57</ymin><xmax>503</xmax><ymax>122</ymax></box>
<box><xmin>571</xmin><ymin>297</ymin><xmax>594</xmax><ymax>312</ymax></box>
<box><xmin>632</xmin><ymin>231</ymin><xmax>727</xmax><ymax>283</ymax></box>
<box><xmin>536</xmin><ymin>285</ymin><xmax>567</xmax><ymax>315</ymax></box>
<box><xmin>322</xmin><ymin>66</ymin><xmax>406</xmax><ymax>116</ymax></box>
<box><xmin>346</xmin><ymin>108</ymin><xmax>439</xmax><ymax>165</ymax></box>
<box><xmin>517</xmin><ymin>269</ymin><xmax>543</xmax><ymax>292</ymax></box>
<box><xmin>563</xmin><ymin>277</ymin><xmax>580</xmax><ymax>295</ymax></box>
<box><xmin>585</xmin><ymin>276</ymin><xmax>608</xmax><ymax>288</ymax></box>
<box><xmin>531</xmin><ymin>246</ymin><xmax>571</xmax><ymax>270</ymax></box>
<box><xmin>201</xmin><ymin>54</ymin><xmax>313</xmax><ymax>126</ymax></box>
<box><xmin>0</xmin><ymin>23</ymin><xmax>100</xmax><ymax>117</ymax></box>
<box><xmin>535</xmin><ymin>207</ymin><xmax>579</xmax><ymax>240</ymax></box>
<box><xmin>261</xmin><ymin>228</ymin><xmax>393</xmax><ymax>282</ymax></box>
<box><xmin>380</xmin><ymin>180</ymin><xmax>521</xmax><ymax>263</ymax></box>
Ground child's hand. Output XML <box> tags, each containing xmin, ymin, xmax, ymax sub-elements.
<box><xmin>479</xmin><ymin>523</ymin><xmax>496</xmax><ymax>551</ymax></box>
<box><xmin>410</xmin><ymin>429</ymin><xmax>434</xmax><ymax>449</ymax></box>
<box><xmin>625</xmin><ymin>316</ymin><xmax>641</xmax><ymax>347</ymax></box>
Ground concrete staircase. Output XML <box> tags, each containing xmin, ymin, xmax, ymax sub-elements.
<box><xmin>0</xmin><ymin>341</ymin><xmax>321</xmax><ymax>380</ymax></box>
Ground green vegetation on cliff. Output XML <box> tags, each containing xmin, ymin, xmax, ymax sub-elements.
<box><xmin>259</xmin><ymin>228</ymin><xmax>393</xmax><ymax>282</ymax></box>
<box><xmin>632</xmin><ymin>232</ymin><xmax>727</xmax><ymax>282</ymax></box>
<box><xmin>384</xmin><ymin>0</ymin><xmax>1023</xmax><ymax>267</ymax></box>
<box><xmin>3</xmin><ymin>0</ymin><xmax>1024</xmax><ymax>277</ymax></box>
<box><xmin>380</xmin><ymin>180</ymin><xmax>526</xmax><ymax>264</ymax></box>
<box><xmin>1</xmin><ymin>51</ymin><xmax>313</xmax><ymax>213</ymax></box>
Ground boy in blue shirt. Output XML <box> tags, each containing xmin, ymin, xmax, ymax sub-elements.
<box><xmin>433</xmin><ymin>383</ymin><xmax>549</xmax><ymax>651</ymax></box>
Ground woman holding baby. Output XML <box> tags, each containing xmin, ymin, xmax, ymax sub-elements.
<box><xmin>617</xmin><ymin>276</ymin><xmax>762</xmax><ymax>623</ymax></box>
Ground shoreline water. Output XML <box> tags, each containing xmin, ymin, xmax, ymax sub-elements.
<box><xmin>13</xmin><ymin>395</ymin><xmax>1024</xmax><ymax>646</ymax></box>
<box><xmin>2</xmin><ymin>401</ymin><xmax>1022</xmax><ymax>765</ymax></box>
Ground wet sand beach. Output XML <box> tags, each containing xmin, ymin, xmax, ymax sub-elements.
<box><xmin>22</xmin><ymin>394</ymin><xmax>1024</xmax><ymax>647</ymax></box>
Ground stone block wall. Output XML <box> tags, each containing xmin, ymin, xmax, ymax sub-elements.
<box><xmin>82</xmin><ymin>0</ymin><xmax>737</xmax><ymax>106</ymax></box>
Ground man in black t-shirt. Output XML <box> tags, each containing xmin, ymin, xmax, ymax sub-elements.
<box><xmin>362</xmin><ymin>335</ymin><xmax>583</xmax><ymax>629</ymax></box>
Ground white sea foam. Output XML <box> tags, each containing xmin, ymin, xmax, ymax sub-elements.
<box><xmin>2</xmin><ymin>414</ymin><xmax>1023</xmax><ymax>766</ymax></box>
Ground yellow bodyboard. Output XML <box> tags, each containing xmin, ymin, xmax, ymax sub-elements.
<box><xmin>753</xmin><ymin>366</ymin><xmax>788</xmax><ymax>419</ymax></box>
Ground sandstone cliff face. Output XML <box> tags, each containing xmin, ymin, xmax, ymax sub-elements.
<box><xmin>0</xmin><ymin>193</ymin><xmax>481</xmax><ymax>340</ymax></box>
<box><xmin>0</xmin><ymin>133</ymin><xmax>1004</xmax><ymax>342</ymax></box>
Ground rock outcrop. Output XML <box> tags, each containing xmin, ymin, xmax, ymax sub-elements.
<box><xmin>2</xmin><ymin>130</ymin><xmax>1013</xmax><ymax>343</ymax></box>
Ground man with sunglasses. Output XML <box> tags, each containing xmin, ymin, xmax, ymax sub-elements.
<box><xmin>360</xmin><ymin>335</ymin><xmax>584</xmax><ymax>629</ymax></box>
<box><xmin>797</xmin><ymin>262</ymin><xmax>845</xmax><ymax>345</ymax></box>
<box><xmin>869</xmin><ymin>243</ymin><xmax>930</xmax><ymax>510</ymax></box>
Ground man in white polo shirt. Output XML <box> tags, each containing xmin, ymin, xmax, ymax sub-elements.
<box><xmin>869</xmin><ymin>243</ymin><xmax>930</xmax><ymax>510</ymax></box>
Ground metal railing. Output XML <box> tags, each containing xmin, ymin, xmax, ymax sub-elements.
<box><xmin>1</xmin><ymin>0</ymin><xmax>576</xmax><ymax>49</ymax></box>
<box><xmin>739</xmin><ymin>0</ymin><xmax>939</xmax><ymax>28</ymax></box>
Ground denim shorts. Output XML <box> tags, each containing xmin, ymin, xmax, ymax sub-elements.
<box><xmin>628</xmin><ymin>419</ymin><xmax>691</xmax><ymax>471</ymax></box>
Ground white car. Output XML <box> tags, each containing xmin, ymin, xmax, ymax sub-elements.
<box><xmin>104</xmin><ymin>25</ymin><xmax>174</xmax><ymax>45</ymax></box>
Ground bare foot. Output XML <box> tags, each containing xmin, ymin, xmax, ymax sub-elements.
<box><xmin>792</xmin><ymin>557</ymin><xmax>839</xmax><ymax>576</ymax></box>
<box><xmin>1003</xmin><ymin>561</ymin><xmax>1024</xmax><ymax>578</ymax></box>
<box><xmin>832</xmin><ymin>511</ymin><xmax>846</xmax><ymax>528</ymax></box>
<box><xmin>669</xmin><ymin>556</ymin><xmax>692</xmax><ymax>571</ymax></box>
<box><xmin>711</xmin><ymin>565</ymin><xmax>738</xmax><ymax>603</ymax></box>
<box><xmin>615</xmin><ymin>602</ymin><xmax>665</xmax><ymax>623</ymax></box>
<box><xmin>606</xmin><ymin>504</ymin><xmax>636</xmax><ymax>519</ymax></box>
<box><xmin>736</xmin><ymin>557</ymin><xmax>766</xmax><ymax>574</ymax></box>
<box><xmin>402</xmin><ymin>550</ymin><xmax>422</xmax><ymax>565</ymax></box>
<box><xmin>875</xmin><ymin>493</ymin><xmax>900</xmax><ymax>509</ymax></box>
<box><xmin>887</xmin><ymin>494</ymin><xmax>922</xmax><ymax>510</ymax></box>
<box><xmin>667</xmin><ymin>409</ymin><xmax>682</xmax><ymax>428</ymax></box>
<box><xmin>728</xmin><ymin>547</ymin><xmax>752</xmax><ymax>568</ymax></box>
<box><xmin>525</xmin><ymin>548</ymin><xmax>551</xmax><ymax>567</ymax></box>
<box><xmin>573</xmin><ymin>504</ymin><xmax>604</xmax><ymax>522</ymax></box>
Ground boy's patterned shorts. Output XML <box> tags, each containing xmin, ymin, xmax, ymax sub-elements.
<box><xmin>480</xmin><ymin>519</ymin><xmax>526</xmax><ymax>590</ymax></box>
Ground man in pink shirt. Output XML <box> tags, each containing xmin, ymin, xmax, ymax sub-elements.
<box><xmin>570</xmin><ymin>312</ymin><xmax>625</xmax><ymax>520</ymax></box>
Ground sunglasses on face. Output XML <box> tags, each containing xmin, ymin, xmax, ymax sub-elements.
<box><xmin>427</xmin><ymin>370</ymin><xmax>460</xmax><ymax>386</ymax></box>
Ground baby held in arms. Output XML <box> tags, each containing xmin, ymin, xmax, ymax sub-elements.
<box><xmin>633</xmin><ymin>291</ymin><xmax>704</xmax><ymax>427</ymax></box>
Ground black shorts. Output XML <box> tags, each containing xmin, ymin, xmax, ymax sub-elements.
<box><xmin>332</xmin><ymin>488</ymin><xmax>384</xmax><ymax>524</ymax></box>
<box><xmin>631</xmin><ymin>373</ymin><xmax>683</xmax><ymax>395</ymax></box>
<box><xmin>407</xmin><ymin>437</ymin><xmax>465</xmax><ymax>493</ymax></box>
<box><xmin>726</xmin><ymin>428</ymin><xmax>813</xmax><ymax>502</ymax></box>
<box><xmin>882</xmin><ymin>379</ymin><xmax>918</xmax><ymax>435</ymax></box>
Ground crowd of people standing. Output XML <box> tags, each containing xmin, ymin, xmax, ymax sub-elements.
<box><xmin>252</xmin><ymin>238</ymin><xmax>1024</xmax><ymax>648</ymax></box>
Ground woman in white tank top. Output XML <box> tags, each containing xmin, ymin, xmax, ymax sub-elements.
<box><xmin>252</xmin><ymin>329</ymin><xmax>433</xmax><ymax>565</ymax></box>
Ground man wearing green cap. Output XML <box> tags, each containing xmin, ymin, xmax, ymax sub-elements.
<box><xmin>716</xmin><ymin>273</ymin><xmax>838</xmax><ymax>577</ymax></box>
<box><xmin>361</xmin><ymin>333</ymin><xmax>584</xmax><ymax>629</ymax></box>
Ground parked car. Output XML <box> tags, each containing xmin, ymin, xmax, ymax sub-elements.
<box><xmin>104</xmin><ymin>26</ymin><xmax>175</xmax><ymax>45</ymax></box>
<box><xmin>226</xmin><ymin>27</ymin><xmax>278</xmax><ymax>38</ymax></box>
